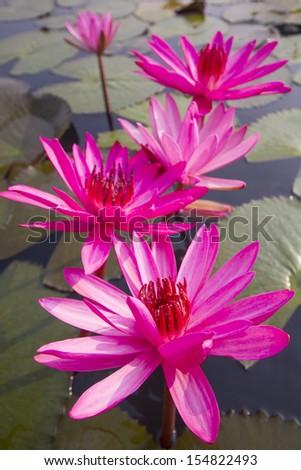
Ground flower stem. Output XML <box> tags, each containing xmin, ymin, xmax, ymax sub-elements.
<box><xmin>97</xmin><ymin>54</ymin><xmax>114</xmax><ymax>131</ymax></box>
<box><xmin>160</xmin><ymin>383</ymin><xmax>176</xmax><ymax>449</ymax></box>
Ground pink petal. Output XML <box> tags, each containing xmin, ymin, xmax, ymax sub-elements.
<box><xmin>177</xmin><ymin>224</ymin><xmax>219</xmax><ymax>302</ymax></box>
<box><xmin>180</xmin><ymin>199</ymin><xmax>233</xmax><ymax>217</ymax></box>
<box><xmin>151</xmin><ymin>235</ymin><xmax>177</xmax><ymax>280</ymax></box>
<box><xmin>112</xmin><ymin>233</ymin><xmax>142</xmax><ymax>296</ymax></box>
<box><xmin>159</xmin><ymin>332</ymin><xmax>213</xmax><ymax>373</ymax></box>
<box><xmin>190</xmin><ymin>272</ymin><xmax>256</xmax><ymax>330</ymax></box>
<box><xmin>1</xmin><ymin>185</ymin><xmax>62</xmax><ymax>210</ymax></box>
<box><xmin>163</xmin><ymin>363</ymin><xmax>220</xmax><ymax>444</ymax></box>
<box><xmin>70</xmin><ymin>350</ymin><xmax>161</xmax><ymax>419</ymax></box>
<box><xmin>201</xmin><ymin>289</ymin><xmax>295</xmax><ymax>330</ymax></box>
<box><xmin>35</xmin><ymin>353</ymin><xmax>130</xmax><ymax>372</ymax></box>
<box><xmin>195</xmin><ymin>176</ymin><xmax>245</xmax><ymax>190</ymax></box>
<box><xmin>64</xmin><ymin>268</ymin><xmax>132</xmax><ymax>318</ymax></box>
<box><xmin>131</xmin><ymin>232</ymin><xmax>160</xmax><ymax>284</ymax></box>
<box><xmin>210</xmin><ymin>325</ymin><xmax>290</xmax><ymax>360</ymax></box>
<box><xmin>127</xmin><ymin>297</ymin><xmax>162</xmax><ymax>347</ymax></box>
<box><xmin>39</xmin><ymin>297</ymin><xmax>125</xmax><ymax>336</ymax></box>
<box><xmin>81</xmin><ymin>225</ymin><xmax>112</xmax><ymax>275</ymax></box>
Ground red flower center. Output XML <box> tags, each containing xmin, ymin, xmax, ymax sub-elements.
<box><xmin>138</xmin><ymin>277</ymin><xmax>191</xmax><ymax>342</ymax></box>
<box><xmin>197</xmin><ymin>43</ymin><xmax>227</xmax><ymax>89</ymax></box>
<box><xmin>85</xmin><ymin>165</ymin><xmax>134</xmax><ymax>210</ymax></box>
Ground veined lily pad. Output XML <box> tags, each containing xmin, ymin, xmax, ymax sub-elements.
<box><xmin>265</xmin><ymin>0</ymin><xmax>301</xmax><ymax>10</ymax></box>
<box><xmin>216</xmin><ymin>196</ymin><xmax>301</xmax><ymax>367</ymax></box>
<box><xmin>0</xmin><ymin>163</ymin><xmax>67</xmax><ymax>260</ymax></box>
<box><xmin>0</xmin><ymin>31</ymin><xmax>77</xmax><ymax>73</ymax></box>
<box><xmin>227</xmin><ymin>64</ymin><xmax>291</xmax><ymax>109</ymax></box>
<box><xmin>246</xmin><ymin>109</ymin><xmax>301</xmax><ymax>162</ymax></box>
<box><xmin>227</xmin><ymin>24</ymin><xmax>272</xmax><ymax>49</ymax></box>
<box><xmin>0</xmin><ymin>0</ymin><xmax>54</xmax><ymax>21</ymax></box>
<box><xmin>38</xmin><ymin>56</ymin><xmax>160</xmax><ymax>114</ymax></box>
<box><xmin>0</xmin><ymin>77</ymin><xmax>30</xmax><ymax>94</ymax></box>
<box><xmin>0</xmin><ymin>260</ymin><xmax>75</xmax><ymax>449</ymax></box>
<box><xmin>97</xmin><ymin>129</ymin><xmax>139</xmax><ymax>150</ymax></box>
<box><xmin>115</xmin><ymin>16</ymin><xmax>148</xmax><ymax>42</ymax></box>
<box><xmin>175</xmin><ymin>411</ymin><xmax>301</xmax><ymax>449</ymax></box>
<box><xmin>87</xmin><ymin>0</ymin><xmax>135</xmax><ymax>19</ymax></box>
<box><xmin>35</xmin><ymin>13</ymin><xmax>77</xmax><ymax>30</ymax></box>
<box><xmin>116</xmin><ymin>92</ymin><xmax>192</xmax><ymax>125</ymax></box>
<box><xmin>135</xmin><ymin>2</ymin><xmax>175</xmax><ymax>23</ymax></box>
<box><xmin>51</xmin><ymin>399</ymin><xmax>152</xmax><ymax>449</ymax></box>
<box><xmin>292</xmin><ymin>165</ymin><xmax>301</xmax><ymax>198</ymax></box>
<box><xmin>149</xmin><ymin>15</ymin><xmax>229</xmax><ymax>43</ymax></box>
<box><xmin>222</xmin><ymin>2</ymin><xmax>285</xmax><ymax>25</ymax></box>
<box><xmin>0</xmin><ymin>90</ymin><xmax>71</xmax><ymax>169</ymax></box>
<box><xmin>273</xmin><ymin>35</ymin><xmax>301</xmax><ymax>65</ymax></box>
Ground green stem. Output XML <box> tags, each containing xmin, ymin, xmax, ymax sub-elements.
<box><xmin>97</xmin><ymin>54</ymin><xmax>114</xmax><ymax>131</ymax></box>
<box><xmin>160</xmin><ymin>383</ymin><xmax>176</xmax><ymax>449</ymax></box>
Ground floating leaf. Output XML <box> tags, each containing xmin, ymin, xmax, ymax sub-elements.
<box><xmin>222</xmin><ymin>2</ymin><xmax>285</xmax><ymax>25</ymax></box>
<box><xmin>0</xmin><ymin>77</ymin><xmax>30</xmax><ymax>94</ymax></box>
<box><xmin>246</xmin><ymin>109</ymin><xmax>301</xmax><ymax>162</ymax></box>
<box><xmin>0</xmin><ymin>163</ymin><xmax>67</xmax><ymax>260</ymax></box>
<box><xmin>265</xmin><ymin>0</ymin><xmax>301</xmax><ymax>10</ymax></box>
<box><xmin>51</xmin><ymin>399</ymin><xmax>152</xmax><ymax>449</ymax></box>
<box><xmin>115</xmin><ymin>16</ymin><xmax>148</xmax><ymax>42</ymax></box>
<box><xmin>227</xmin><ymin>24</ymin><xmax>272</xmax><ymax>49</ymax></box>
<box><xmin>57</xmin><ymin>0</ymin><xmax>85</xmax><ymax>6</ymax></box>
<box><xmin>226</xmin><ymin>64</ymin><xmax>291</xmax><ymax>109</ymax></box>
<box><xmin>273</xmin><ymin>34</ymin><xmax>301</xmax><ymax>65</ymax></box>
<box><xmin>292</xmin><ymin>165</ymin><xmax>301</xmax><ymax>198</ymax></box>
<box><xmin>149</xmin><ymin>15</ymin><xmax>229</xmax><ymax>43</ymax></box>
<box><xmin>38</xmin><ymin>56</ymin><xmax>160</xmax><ymax>114</ymax></box>
<box><xmin>35</xmin><ymin>13</ymin><xmax>77</xmax><ymax>30</ymax></box>
<box><xmin>0</xmin><ymin>31</ymin><xmax>77</xmax><ymax>73</ymax></box>
<box><xmin>0</xmin><ymin>91</ymin><xmax>71</xmax><ymax>169</ymax></box>
<box><xmin>216</xmin><ymin>196</ymin><xmax>301</xmax><ymax>366</ymax></box>
<box><xmin>97</xmin><ymin>129</ymin><xmax>139</xmax><ymax>150</ymax></box>
<box><xmin>0</xmin><ymin>0</ymin><xmax>54</xmax><ymax>21</ymax></box>
<box><xmin>87</xmin><ymin>0</ymin><xmax>135</xmax><ymax>19</ymax></box>
<box><xmin>135</xmin><ymin>2</ymin><xmax>174</xmax><ymax>23</ymax></box>
<box><xmin>117</xmin><ymin>92</ymin><xmax>191</xmax><ymax>124</ymax></box>
<box><xmin>0</xmin><ymin>260</ymin><xmax>75</xmax><ymax>449</ymax></box>
<box><xmin>176</xmin><ymin>411</ymin><xmax>301</xmax><ymax>450</ymax></box>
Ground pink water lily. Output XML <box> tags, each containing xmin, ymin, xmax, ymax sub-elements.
<box><xmin>35</xmin><ymin>225</ymin><xmax>293</xmax><ymax>443</ymax></box>
<box><xmin>133</xmin><ymin>32</ymin><xmax>291</xmax><ymax>113</ymax></box>
<box><xmin>65</xmin><ymin>11</ymin><xmax>119</xmax><ymax>55</ymax></box>
<box><xmin>0</xmin><ymin>134</ymin><xmax>207</xmax><ymax>274</ymax></box>
<box><xmin>119</xmin><ymin>94</ymin><xmax>259</xmax><ymax>190</ymax></box>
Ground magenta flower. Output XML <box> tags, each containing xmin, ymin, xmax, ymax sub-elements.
<box><xmin>0</xmin><ymin>134</ymin><xmax>207</xmax><ymax>274</ymax></box>
<box><xmin>133</xmin><ymin>32</ymin><xmax>291</xmax><ymax>113</ymax></box>
<box><xmin>65</xmin><ymin>11</ymin><xmax>119</xmax><ymax>55</ymax></box>
<box><xmin>119</xmin><ymin>94</ymin><xmax>259</xmax><ymax>190</ymax></box>
<box><xmin>35</xmin><ymin>225</ymin><xmax>293</xmax><ymax>443</ymax></box>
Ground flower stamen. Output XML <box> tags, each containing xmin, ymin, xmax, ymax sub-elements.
<box><xmin>138</xmin><ymin>277</ymin><xmax>191</xmax><ymax>342</ymax></box>
<box><xmin>197</xmin><ymin>43</ymin><xmax>227</xmax><ymax>89</ymax></box>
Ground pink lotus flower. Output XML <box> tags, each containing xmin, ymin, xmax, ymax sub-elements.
<box><xmin>65</xmin><ymin>11</ymin><xmax>119</xmax><ymax>55</ymax></box>
<box><xmin>133</xmin><ymin>32</ymin><xmax>291</xmax><ymax>113</ymax></box>
<box><xmin>0</xmin><ymin>134</ymin><xmax>207</xmax><ymax>274</ymax></box>
<box><xmin>35</xmin><ymin>225</ymin><xmax>293</xmax><ymax>443</ymax></box>
<box><xmin>119</xmin><ymin>94</ymin><xmax>260</xmax><ymax>190</ymax></box>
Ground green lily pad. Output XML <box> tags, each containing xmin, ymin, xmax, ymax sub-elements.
<box><xmin>38</xmin><ymin>56</ymin><xmax>160</xmax><ymax>114</ymax></box>
<box><xmin>57</xmin><ymin>0</ymin><xmax>85</xmax><ymax>6</ymax></box>
<box><xmin>227</xmin><ymin>24</ymin><xmax>271</xmax><ymax>49</ymax></box>
<box><xmin>216</xmin><ymin>197</ymin><xmax>301</xmax><ymax>363</ymax></box>
<box><xmin>176</xmin><ymin>411</ymin><xmax>301</xmax><ymax>449</ymax></box>
<box><xmin>0</xmin><ymin>163</ymin><xmax>67</xmax><ymax>260</ymax></box>
<box><xmin>226</xmin><ymin>64</ymin><xmax>291</xmax><ymax>109</ymax></box>
<box><xmin>0</xmin><ymin>31</ymin><xmax>77</xmax><ymax>73</ymax></box>
<box><xmin>292</xmin><ymin>165</ymin><xmax>301</xmax><ymax>198</ymax></box>
<box><xmin>265</xmin><ymin>0</ymin><xmax>301</xmax><ymax>10</ymax></box>
<box><xmin>117</xmin><ymin>92</ymin><xmax>192</xmax><ymax>125</ymax></box>
<box><xmin>115</xmin><ymin>16</ymin><xmax>148</xmax><ymax>42</ymax></box>
<box><xmin>135</xmin><ymin>2</ymin><xmax>174</xmax><ymax>23</ymax></box>
<box><xmin>0</xmin><ymin>260</ymin><xmax>75</xmax><ymax>449</ymax></box>
<box><xmin>222</xmin><ymin>2</ymin><xmax>285</xmax><ymax>25</ymax></box>
<box><xmin>246</xmin><ymin>109</ymin><xmax>301</xmax><ymax>162</ymax></box>
<box><xmin>97</xmin><ymin>129</ymin><xmax>139</xmax><ymax>150</ymax></box>
<box><xmin>0</xmin><ymin>0</ymin><xmax>54</xmax><ymax>21</ymax></box>
<box><xmin>87</xmin><ymin>0</ymin><xmax>136</xmax><ymax>19</ymax></box>
<box><xmin>0</xmin><ymin>77</ymin><xmax>30</xmax><ymax>94</ymax></box>
<box><xmin>51</xmin><ymin>399</ymin><xmax>152</xmax><ymax>449</ymax></box>
<box><xmin>35</xmin><ymin>13</ymin><xmax>77</xmax><ymax>30</ymax></box>
<box><xmin>273</xmin><ymin>35</ymin><xmax>301</xmax><ymax>65</ymax></box>
<box><xmin>0</xmin><ymin>90</ymin><xmax>71</xmax><ymax>169</ymax></box>
<box><xmin>149</xmin><ymin>15</ymin><xmax>229</xmax><ymax>43</ymax></box>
